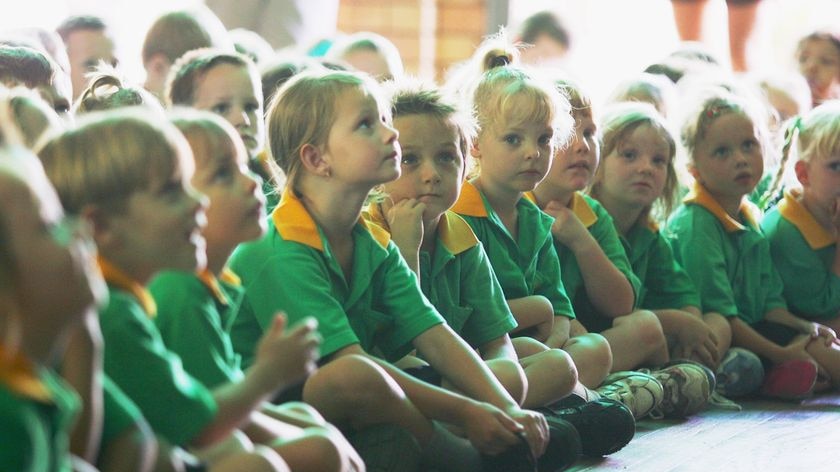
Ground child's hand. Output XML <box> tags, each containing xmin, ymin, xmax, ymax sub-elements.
<box><xmin>673</xmin><ymin>313</ymin><xmax>720</xmax><ymax>367</ymax></box>
<box><xmin>543</xmin><ymin>201</ymin><xmax>589</xmax><ymax>249</ymax></box>
<box><xmin>776</xmin><ymin>336</ymin><xmax>817</xmax><ymax>364</ymax></box>
<box><xmin>808</xmin><ymin>322</ymin><xmax>837</xmax><ymax>346</ymax></box>
<box><xmin>387</xmin><ymin>198</ymin><xmax>426</xmax><ymax>255</ymax></box>
<box><xmin>459</xmin><ymin>401</ymin><xmax>522</xmax><ymax>455</ymax></box>
<box><xmin>504</xmin><ymin>407</ymin><xmax>549</xmax><ymax>459</ymax></box>
<box><xmin>254</xmin><ymin>314</ymin><xmax>321</xmax><ymax>392</ymax></box>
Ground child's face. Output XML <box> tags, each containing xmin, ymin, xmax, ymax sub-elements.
<box><xmin>544</xmin><ymin>109</ymin><xmax>598</xmax><ymax>193</ymax></box>
<box><xmin>341</xmin><ymin>49</ymin><xmax>393</xmax><ymax>81</ymax></box>
<box><xmin>192</xmin><ymin>63</ymin><xmax>264</xmax><ymax>158</ymax></box>
<box><xmin>65</xmin><ymin>28</ymin><xmax>117</xmax><ymax>100</ymax></box>
<box><xmin>191</xmin><ymin>135</ymin><xmax>266</xmax><ymax>252</ymax></box>
<box><xmin>473</xmin><ymin>102</ymin><xmax>554</xmax><ymax>196</ymax></box>
<box><xmin>322</xmin><ymin>86</ymin><xmax>400</xmax><ymax>189</ymax></box>
<box><xmin>382</xmin><ymin>114</ymin><xmax>465</xmax><ymax>221</ymax></box>
<box><xmin>691</xmin><ymin>112</ymin><xmax>763</xmax><ymax>203</ymax></box>
<box><xmin>4</xmin><ymin>159</ymin><xmax>104</xmax><ymax>329</ymax></box>
<box><xmin>109</xmin><ymin>155</ymin><xmax>208</xmax><ymax>277</ymax></box>
<box><xmin>798</xmin><ymin>154</ymin><xmax>840</xmax><ymax>212</ymax></box>
<box><xmin>601</xmin><ymin>123</ymin><xmax>670</xmax><ymax>209</ymax></box>
<box><xmin>798</xmin><ymin>38</ymin><xmax>840</xmax><ymax>102</ymax></box>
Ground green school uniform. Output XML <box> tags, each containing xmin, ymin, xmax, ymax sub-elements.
<box><xmin>526</xmin><ymin>192</ymin><xmax>641</xmax><ymax>332</ymax></box>
<box><xmin>451</xmin><ymin>181</ymin><xmax>575</xmax><ymax>319</ymax></box>
<box><xmin>761</xmin><ymin>189</ymin><xmax>840</xmax><ymax>320</ymax></box>
<box><xmin>150</xmin><ymin>269</ymin><xmax>246</xmax><ymax>388</ymax></box>
<box><xmin>665</xmin><ymin>184</ymin><xmax>787</xmax><ymax>325</ymax></box>
<box><xmin>0</xmin><ymin>348</ymin><xmax>79</xmax><ymax>472</ymax></box>
<box><xmin>98</xmin><ymin>259</ymin><xmax>218</xmax><ymax>446</ymax></box>
<box><xmin>622</xmin><ymin>218</ymin><xmax>701</xmax><ymax>311</ymax></box>
<box><xmin>229</xmin><ymin>188</ymin><xmax>445</xmax><ymax>367</ymax></box>
<box><xmin>366</xmin><ymin>206</ymin><xmax>518</xmax><ymax>347</ymax></box>
<box><xmin>101</xmin><ymin>374</ymin><xmax>144</xmax><ymax>445</ymax></box>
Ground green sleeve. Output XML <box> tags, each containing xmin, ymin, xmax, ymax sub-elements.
<box><xmin>100</xmin><ymin>292</ymin><xmax>217</xmax><ymax>446</ymax></box>
<box><xmin>100</xmin><ymin>375</ymin><xmax>143</xmax><ymax>444</ymax></box>
<box><xmin>150</xmin><ymin>272</ymin><xmax>243</xmax><ymax>388</ymax></box>
<box><xmin>666</xmin><ymin>207</ymin><xmax>739</xmax><ymax>318</ymax></box>
<box><xmin>535</xmin><ymin>236</ymin><xmax>576</xmax><ymax>319</ymax></box>
<box><xmin>588</xmin><ymin>200</ymin><xmax>643</xmax><ymax>304</ymax></box>
<box><xmin>639</xmin><ymin>232</ymin><xmax>701</xmax><ymax>310</ymax></box>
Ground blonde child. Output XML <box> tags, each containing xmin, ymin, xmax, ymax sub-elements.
<box><xmin>38</xmin><ymin>109</ymin><xmax>318</xmax><ymax>471</ymax></box>
<box><xmin>369</xmin><ymin>78</ymin><xmax>634</xmax><ymax>458</ymax></box>
<box><xmin>0</xmin><ymin>144</ymin><xmax>103</xmax><ymax>472</ymax></box>
<box><xmin>0</xmin><ymin>45</ymin><xmax>72</xmax><ymax>118</ymax></box>
<box><xmin>152</xmin><ymin>111</ymin><xmax>364</xmax><ymax>472</ymax></box>
<box><xmin>762</xmin><ymin>102</ymin><xmax>840</xmax><ymax>333</ymax></box>
<box><xmin>795</xmin><ymin>30</ymin><xmax>840</xmax><ymax>108</ymax></box>
<box><xmin>326</xmin><ymin>32</ymin><xmax>403</xmax><ymax>82</ymax></box>
<box><xmin>73</xmin><ymin>67</ymin><xmax>162</xmax><ymax>115</ymax></box>
<box><xmin>667</xmin><ymin>90</ymin><xmax>840</xmax><ymax>399</ymax></box>
<box><xmin>448</xmin><ymin>57</ymin><xmax>614</xmax><ymax>398</ymax></box>
<box><xmin>166</xmin><ymin>48</ymin><xmax>281</xmax><ymax>212</ymax></box>
<box><xmin>605</xmin><ymin>73</ymin><xmax>675</xmax><ymax>118</ymax></box>
<box><xmin>532</xmin><ymin>84</ymin><xmax>713</xmax><ymax>419</ymax></box>
<box><xmin>228</xmin><ymin>69</ymin><xmax>556</xmax><ymax>471</ymax></box>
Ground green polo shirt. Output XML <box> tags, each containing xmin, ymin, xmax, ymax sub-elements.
<box><xmin>451</xmin><ymin>181</ymin><xmax>575</xmax><ymax>319</ymax></box>
<box><xmin>527</xmin><ymin>192</ymin><xmax>641</xmax><ymax>332</ymax></box>
<box><xmin>666</xmin><ymin>184</ymin><xmax>787</xmax><ymax>325</ymax></box>
<box><xmin>150</xmin><ymin>269</ymin><xmax>246</xmax><ymax>388</ymax></box>
<box><xmin>761</xmin><ymin>189</ymin><xmax>840</xmax><ymax>320</ymax></box>
<box><xmin>0</xmin><ymin>349</ymin><xmax>79</xmax><ymax>472</ymax></box>
<box><xmin>622</xmin><ymin>218</ymin><xmax>700</xmax><ymax>311</ymax></box>
<box><xmin>101</xmin><ymin>374</ymin><xmax>144</xmax><ymax>444</ymax></box>
<box><xmin>367</xmin><ymin>206</ymin><xmax>518</xmax><ymax>347</ymax></box>
<box><xmin>99</xmin><ymin>259</ymin><xmax>218</xmax><ymax>446</ymax></box>
<box><xmin>229</xmin><ymin>188</ymin><xmax>445</xmax><ymax>367</ymax></box>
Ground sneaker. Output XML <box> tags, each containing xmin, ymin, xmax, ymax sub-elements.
<box><xmin>597</xmin><ymin>371</ymin><xmax>664</xmax><ymax>420</ymax></box>
<box><xmin>348</xmin><ymin>424</ymin><xmax>421</xmax><ymax>472</ymax></box>
<box><xmin>541</xmin><ymin>396</ymin><xmax>635</xmax><ymax>457</ymax></box>
<box><xmin>715</xmin><ymin>348</ymin><xmax>764</xmax><ymax>398</ymax></box>
<box><xmin>761</xmin><ymin>359</ymin><xmax>818</xmax><ymax>400</ymax></box>
<box><xmin>482</xmin><ymin>431</ymin><xmax>538</xmax><ymax>472</ymax></box>
<box><xmin>538</xmin><ymin>415</ymin><xmax>581</xmax><ymax>472</ymax></box>
<box><xmin>647</xmin><ymin>361</ymin><xmax>713</xmax><ymax>418</ymax></box>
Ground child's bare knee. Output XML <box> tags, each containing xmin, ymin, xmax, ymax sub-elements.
<box><xmin>487</xmin><ymin>358</ymin><xmax>526</xmax><ymax>404</ymax></box>
<box><xmin>626</xmin><ymin>310</ymin><xmax>666</xmax><ymax>348</ymax></box>
<box><xmin>305</xmin><ymin>355</ymin><xmax>399</xmax><ymax>407</ymax></box>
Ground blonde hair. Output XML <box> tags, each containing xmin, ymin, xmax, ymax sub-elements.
<box><xmin>266</xmin><ymin>69</ymin><xmax>384</xmax><ymax>192</ymax></box>
<box><xmin>327</xmin><ymin>32</ymin><xmax>404</xmax><ymax>80</ymax></box>
<box><xmin>0</xmin><ymin>86</ymin><xmax>61</xmax><ymax>149</ymax></box>
<box><xmin>74</xmin><ymin>66</ymin><xmax>162</xmax><ymax>115</ymax></box>
<box><xmin>169</xmin><ymin>108</ymin><xmax>247</xmax><ymax>169</ymax></box>
<box><xmin>590</xmin><ymin>102</ymin><xmax>679</xmax><ymax>222</ymax></box>
<box><xmin>38</xmin><ymin>109</ymin><xmax>192</xmax><ymax>215</ymax></box>
<box><xmin>607</xmin><ymin>73</ymin><xmax>675</xmax><ymax>117</ymax></box>
<box><xmin>142</xmin><ymin>7</ymin><xmax>232</xmax><ymax>64</ymax></box>
<box><xmin>166</xmin><ymin>49</ymin><xmax>259</xmax><ymax>107</ymax></box>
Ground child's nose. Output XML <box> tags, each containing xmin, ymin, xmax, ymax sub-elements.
<box><xmin>421</xmin><ymin>162</ymin><xmax>441</xmax><ymax>183</ymax></box>
<box><xmin>382</xmin><ymin>121</ymin><xmax>398</xmax><ymax>143</ymax></box>
<box><xmin>575</xmin><ymin>134</ymin><xmax>591</xmax><ymax>155</ymax></box>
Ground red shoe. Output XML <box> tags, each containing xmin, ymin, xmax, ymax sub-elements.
<box><xmin>761</xmin><ymin>360</ymin><xmax>818</xmax><ymax>400</ymax></box>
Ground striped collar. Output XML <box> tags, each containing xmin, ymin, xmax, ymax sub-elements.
<box><xmin>196</xmin><ymin>268</ymin><xmax>241</xmax><ymax>306</ymax></box>
<box><xmin>272</xmin><ymin>188</ymin><xmax>390</xmax><ymax>251</ymax></box>
<box><xmin>0</xmin><ymin>345</ymin><xmax>51</xmax><ymax>402</ymax></box>
<box><xmin>684</xmin><ymin>182</ymin><xmax>761</xmax><ymax>232</ymax></box>
<box><xmin>98</xmin><ymin>257</ymin><xmax>157</xmax><ymax>317</ymax></box>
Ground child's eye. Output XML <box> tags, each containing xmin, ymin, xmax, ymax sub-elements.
<box><xmin>437</xmin><ymin>152</ymin><xmax>458</xmax><ymax>164</ymax></box>
<box><xmin>213</xmin><ymin>166</ymin><xmax>234</xmax><ymax>183</ymax></box>
<box><xmin>539</xmin><ymin>134</ymin><xmax>553</xmax><ymax>146</ymax></box>
<box><xmin>358</xmin><ymin>118</ymin><xmax>372</xmax><ymax>130</ymax></box>
<box><xmin>504</xmin><ymin>134</ymin><xmax>522</xmax><ymax>146</ymax></box>
<box><xmin>713</xmin><ymin>147</ymin><xmax>730</xmax><ymax>158</ymax></box>
<box><xmin>245</xmin><ymin>102</ymin><xmax>260</xmax><ymax>113</ymax></box>
<box><xmin>653</xmin><ymin>155</ymin><xmax>668</xmax><ymax>167</ymax></box>
<box><xmin>582</xmin><ymin>127</ymin><xmax>596</xmax><ymax>139</ymax></box>
<box><xmin>401</xmin><ymin>153</ymin><xmax>418</xmax><ymax>165</ymax></box>
<box><xmin>742</xmin><ymin>140</ymin><xmax>758</xmax><ymax>152</ymax></box>
<box><xmin>621</xmin><ymin>149</ymin><xmax>637</xmax><ymax>161</ymax></box>
<box><xmin>827</xmin><ymin>161</ymin><xmax>840</xmax><ymax>172</ymax></box>
<box><xmin>211</xmin><ymin>103</ymin><xmax>231</xmax><ymax>115</ymax></box>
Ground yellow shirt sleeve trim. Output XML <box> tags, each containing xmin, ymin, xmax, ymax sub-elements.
<box><xmin>570</xmin><ymin>192</ymin><xmax>598</xmax><ymax>228</ymax></box>
<box><xmin>684</xmin><ymin>182</ymin><xmax>761</xmax><ymax>232</ymax></box>
<box><xmin>778</xmin><ymin>189</ymin><xmax>834</xmax><ymax>249</ymax></box>
<box><xmin>0</xmin><ymin>346</ymin><xmax>52</xmax><ymax>402</ymax></box>
<box><xmin>98</xmin><ymin>256</ymin><xmax>157</xmax><ymax>317</ymax></box>
<box><xmin>451</xmin><ymin>181</ymin><xmax>488</xmax><ymax>217</ymax></box>
<box><xmin>438</xmin><ymin>211</ymin><xmax>480</xmax><ymax>255</ymax></box>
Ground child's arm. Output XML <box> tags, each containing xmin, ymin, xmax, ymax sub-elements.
<box><xmin>478</xmin><ymin>335</ymin><xmax>519</xmax><ymax>362</ymax></box>
<box><xmin>730</xmin><ymin>317</ymin><xmax>814</xmax><ymax>364</ymax></box>
<box><xmin>544</xmin><ymin>202</ymin><xmax>635</xmax><ymax>317</ymax></box>
<box><xmin>507</xmin><ymin>295</ymin><xmax>554</xmax><ymax>340</ymax></box>
<box><xmin>764</xmin><ymin>308</ymin><xmax>838</xmax><ymax>346</ymax></box>
<box><xmin>61</xmin><ymin>308</ymin><xmax>104</xmax><ymax>464</ymax></box>
<box><xmin>385</xmin><ymin>199</ymin><xmax>427</xmax><ymax>275</ymax></box>
<box><xmin>653</xmin><ymin>307</ymin><xmax>719</xmax><ymax>366</ymax></box>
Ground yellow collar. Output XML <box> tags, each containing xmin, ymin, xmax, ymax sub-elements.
<box><xmin>451</xmin><ymin>181</ymin><xmax>488</xmax><ymax>217</ymax></box>
<box><xmin>524</xmin><ymin>191</ymin><xmax>597</xmax><ymax>228</ymax></box>
<box><xmin>196</xmin><ymin>269</ymin><xmax>234</xmax><ymax>306</ymax></box>
<box><xmin>779</xmin><ymin>189</ymin><xmax>834</xmax><ymax>249</ymax></box>
<box><xmin>98</xmin><ymin>257</ymin><xmax>157</xmax><ymax>317</ymax></box>
<box><xmin>363</xmin><ymin>204</ymin><xmax>478</xmax><ymax>256</ymax></box>
<box><xmin>684</xmin><ymin>183</ymin><xmax>760</xmax><ymax>232</ymax></box>
<box><xmin>0</xmin><ymin>345</ymin><xmax>51</xmax><ymax>403</ymax></box>
<box><xmin>273</xmin><ymin>188</ymin><xmax>390</xmax><ymax>250</ymax></box>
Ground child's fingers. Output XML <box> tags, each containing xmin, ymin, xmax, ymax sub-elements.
<box><xmin>271</xmin><ymin>313</ymin><xmax>288</xmax><ymax>335</ymax></box>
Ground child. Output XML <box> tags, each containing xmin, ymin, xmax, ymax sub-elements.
<box><xmin>73</xmin><ymin>67</ymin><xmax>162</xmax><ymax>115</ymax></box>
<box><xmin>667</xmin><ymin>90</ymin><xmax>840</xmax><ymax>399</ymax></box>
<box><xmin>795</xmin><ymin>30</ymin><xmax>840</xmax><ymax>108</ymax></box>
<box><xmin>0</xmin><ymin>144</ymin><xmax>103</xmax><ymax>472</ymax></box>
<box><xmin>762</xmin><ymin>102</ymin><xmax>840</xmax><ymax>333</ymax></box>
<box><xmin>153</xmin><ymin>110</ymin><xmax>364</xmax><ymax>472</ymax></box>
<box><xmin>166</xmin><ymin>48</ymin><xmax>281</xmax><ymax>212</ymax></box>
<box><xmin>605</xmin><ymin>73</ymin><xmax>675</xmax><ymax>118</ymax></box>
<box><xmin>0</xmin><ymin>45</ymin><xmax>72</xmax><ymax>118</ymax></box>
<box><xmin>588</xmin><ymin>101</ymin><xmax>762</xmax><ymax>399</ymax></box>
<box><xmin>3</xmin><ymin>86</ymin><xmax>63</xmax><ymax>149</ymax></box>
<box><xmin>55</xmin><ymin>15</ymin><xmax>118</xmax><ymax>100</ymax></box>
<box><xmin>229</xmin><ymin>69</ymin><xmax>566</xmax><ymax>471</ymax></box>
<box><xmin>369</xmin><ymin>78</ymin><xmax>635</xmax><ymax>457</ymax></box>
<box><xmin>141</xmin><ymin>6</ymin><xmax>233</xmax><ymax>99</ymax></box>
<box><xmin>38</xmin><ymin>109</ymin><xmax>319</xmax><ymax>471</ymax></box>
<box><xmin>326</xmin><ymin>32</ymin><xmax>403</xmax><ymax>81</ymax></box>
<box><xmin>532</xmin><ymin>83</ymin><xmax>713</xmax><ymax>419</ymax></box>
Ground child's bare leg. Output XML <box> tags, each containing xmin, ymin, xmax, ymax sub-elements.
<box><xmin>601</xmin><ymin>310</ymin><xmax>669</xmax><ymax>371</ymax></box>
<box><xmin>703</xmin><ymin>312</ymin><xmax>732</xmax><ymax>368</ymax></box>
<box><xmin>508</xmin><ymin>296</ymin><xmax>554</xmax><ymax>342</ymax></box>
<box><xmin>302</xmin><ymin>354</ymin><xmax>434</xmax><ymax>444</ymax></box>
<box><xmin>512</xmin><ymin>336</ymin><xmax>549</xmax><ymax>358</ymax></box>
<box><xmin>564</xmin><ymin>333</ymin><xmax>612</xmax><ymax>388</ymax></box>
<box><xmin>483</xmin><ymin>358</ymin><xmax>527</xmax><ymax>405</ymax></box>
<box><xmin>806</xmin><ymin>338</ymin><xmax>840</xmax><ymax>391</ymax></box>
<box><xmin>98</xmin><ymin>424</ymin><xmax>155</xmax><ymax>472</ymax></box>
<box><xmin>210</xmin><ymin>445</ymin><xmax>289</xmax><ymax>472</ymax></box>
<box><xmin>514</xmin><ymin>349</ymin><xmax>577</xmax><ymax>408</ymax></box>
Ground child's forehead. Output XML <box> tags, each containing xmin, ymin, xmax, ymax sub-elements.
<box><xmin>395</xmin><ymin>113</ymin><xmax>460</xmax><ymax>140</ymax></box>
<box><xmin>802</xmin><ymin>37</ymin><xmax>840</xmax><ymax>55</ymax></box>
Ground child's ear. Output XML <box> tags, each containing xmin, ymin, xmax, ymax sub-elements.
<box><xmin>794</xmin><ymin>160</ymin><xmax>810</xmax><ymax>186</ymax></box>
<box><xmin>687</xmin><ymin>162</ymin><xmax>701</xmax><ymax>183</ymax></box>
<box><xmin>470</xmin><ymin>141</ymin><xmax>481</xmax><ymax>159</ymax></box>
<box><xmin>300</xmin><ymin>143</ymin><xmax>331</xmax><ymax>178</ymax></box>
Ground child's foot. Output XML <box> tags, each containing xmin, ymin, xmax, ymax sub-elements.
<box><xmin>647</xmin><ymin>361</ymin><xmax>714</xmax><ymax>418</ymax></box>
<box><xmin>541</xmin><ymin>395</ymin><xmax>635</xmax><ymax>457</ymax></box>
<box><xmin>596</xmin><ymin>371</ymin><xmax>664</xmax><ymax>420</ymax></box>
<box><xmin>761</xmin><ymin>359</ymin><xmax>818</xmax><ymax>400</ymax></box>
<box><xmin>715</xmin><ymin>347</ymin><xmax>764</xmax><ymax>397</ymax></box>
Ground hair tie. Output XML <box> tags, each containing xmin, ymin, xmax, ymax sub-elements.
<box><xmin>782</xmin><ymin>115</ymin><xmax>803</xmax><ymax>150</ymax></box>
